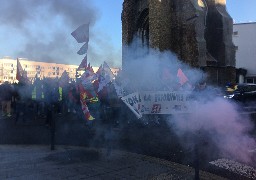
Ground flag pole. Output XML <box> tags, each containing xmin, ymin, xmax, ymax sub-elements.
<box><xmin>76</xmin><ymin>68</ymin><xmax>78</xmax><ymax>83</ymax></box>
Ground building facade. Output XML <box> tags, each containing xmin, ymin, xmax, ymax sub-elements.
<box><xmin>0</xmin><ymin>57</ymin><xmax>78</xmax><ymax>84</ymax></box>
<box><xmin>233</xmin><ymin>22</ymin><xmax>256</xmax><ymax>84</ymax></box>
<box><xmin>122</xmin><ymin>0</ymin><xmax>236</xmax><ymax>86</ymax></box>
<box><xmin>0</xmin><ymin>57</ymin><xmax>119</xmax><ymax>84</ymax></box>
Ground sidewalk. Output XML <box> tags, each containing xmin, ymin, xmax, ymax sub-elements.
<box><xmin>0</xmin><ymin>145</ymin><xmax>226</xmax><ymax>180</ymax></box>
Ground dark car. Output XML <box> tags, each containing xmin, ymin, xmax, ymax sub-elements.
<box><xmin>224</xmin><ymin>83</ymin><xmax>256</xmax><ymax>105</ymax></box>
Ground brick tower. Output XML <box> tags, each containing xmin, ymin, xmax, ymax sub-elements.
<box><xmin>122</xmin><ymin>0</ymin><xmax>236</xmax><ymax>86</ymax></box>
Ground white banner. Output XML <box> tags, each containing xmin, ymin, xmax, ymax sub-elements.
<box><xmin>122</xmin><ymin>91</ymin><xmax>194</xmax><ymax>118</ymax></box>
<box><xmin>138</xmin><ymin>91</ymin><xmax>193</xmax><ymax>114</ymax></box>
<box><xmin>121</xmin><ymin>92</ymin><xmax>142</xmax><ymax>119</ymax></box>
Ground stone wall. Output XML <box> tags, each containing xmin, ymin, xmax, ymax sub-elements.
<box><xmin>205</xmin><ymin>0</ymin><xmax>236</xmax><ymax>67</ymax></box>
<box><xmin>203</xmin><ymin>66</ymin><xmax>236</xmax><ymax>85</ymax></box>
<box><xmin>122</xmin><ymin>0</ymin><xmax>236</xmax><ymax>86</ymax></box>
<box><xmin>148</xmin><ymin>0</ymin><xmax>172</xmax><ymax>51</ymax></box>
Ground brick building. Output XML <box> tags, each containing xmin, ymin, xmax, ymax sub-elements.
<box><xmin>122</xmin><ymin>0</ymin><xmax>236</xmax><ymax>86</ymax></box>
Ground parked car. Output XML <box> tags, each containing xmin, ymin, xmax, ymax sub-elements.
<box><xmin>224</xmin><ymin>83</ymin><xmax>256</xmax><ymax>105</ymax></box>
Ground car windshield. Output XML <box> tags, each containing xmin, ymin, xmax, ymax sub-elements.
<box><xmin>235</xmin><ymin>84</ymin><xmax>256</xmax><ymax>92</ymax></box>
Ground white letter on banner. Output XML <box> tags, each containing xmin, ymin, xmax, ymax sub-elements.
<box><xmin>121</xmin><ymin>92</ymin><xmax>142</xmax><ymax>119</ymax></box>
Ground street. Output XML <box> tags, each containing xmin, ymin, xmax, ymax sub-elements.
<box><xmin>0</xmin><ymin>110</ymin><xmax>255</xmax><ymax>179</ymax></box>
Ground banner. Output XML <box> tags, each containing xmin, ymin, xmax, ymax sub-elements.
<box><xmin>122</xmin><ymin>91</ymin><xmax>194</xmax><ymax>118</ymax></box>
<box><xmin>139</xmin><ymin>91</ymin><xmax>193</xmax><ymax>114</ymax></box>
<box><xmin>121</xmin><ymin>92</ymin><xmax>142</xmax><ymax>119</ymax></box>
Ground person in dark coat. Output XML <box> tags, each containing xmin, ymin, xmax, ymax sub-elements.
<box><xmin>0</xmin><ymin>82</ymin><xmax>13</xmax><ymax>117</ymax></box>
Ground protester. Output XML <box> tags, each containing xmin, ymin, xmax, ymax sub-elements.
<box><xmin>0</xmin><ymin>82</ymin><xmax>13</xmax><ymax>117</ymax></box>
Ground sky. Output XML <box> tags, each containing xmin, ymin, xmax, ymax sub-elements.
<box><xmin>0</xmin><ymin>0</ymin><xmax>255</xmax><ymax>68</ymax></box>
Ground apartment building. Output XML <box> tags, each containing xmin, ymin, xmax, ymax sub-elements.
<box><xmin>0</xmin><ymin>57</ymin><xmax>119</xmax><ymax>84</ymax></box>
<box><xmin>0</xmin><ymin>57</ymin><xmax>79</xmax><ymax>84</ymax></box>
<box><xmin>233</xmin><ymin>22</ymin><xmax>256</xmax><ymax>83</ymax></box>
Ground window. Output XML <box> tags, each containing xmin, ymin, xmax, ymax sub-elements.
<box><xmin>246</xmin><ymin>78</ymin><xmax>253</xmax><ymax>84</ymax></box>
<box><xmin>233</xmin><ymin>31</ymin><xmax>238</xmax><ymax>36</ymax></box>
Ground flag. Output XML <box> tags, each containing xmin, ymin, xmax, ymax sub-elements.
<box><xmin>77</xmin><ymin>41</ymin><xmax>88</xmax><ymax>55</ymax></box>
<box><xmin>79</xmin><ymin>84</ymin><xmax>96</xmax><ymax>121</ymax></box>
<box><xmin>97</xmin><ymin>62</ymin><xmax>115</xmax><ymax>92</ymax></box>
<box><xmin>92</xmin><ymin>65</ymin><xmax>102</xmax><ymax>93</ymax></box>
<box><xmin>113</xmin><ymin>81</ymin><xmax>125</xmax><ymax>98</ymax></box>
<box><xmin>95</xmin><ymin>64</ymin><xmax>102</xmax><ymax>78</ymax></box>
<box><xmin>16</xmin><ymin>58</ymin><xmax>23</xmax><ymax>81</ymax></box>
<box><xmin>80</xmin><ymin>99</ymin><xmax>95</xmax><ymax>121</ymax></box>
<box><xmin>177</xmin><ymin>68</ymin><xmax>189</xmax><ymax>86</ymax></box>
<box><xmin>16</xmin><ymin>58</ymin><xmax>29</xmax><ymax>83</ymax></box>
<box><xmin>77</xmin><ymin>56</ymin><xmax>87</xmax><ymax>70</ymax></box>
<box><xmin>71</xmin><ymin>24</ymin><xmax>89</xmax><ymax>43</ymax></box>
<box><xmin>80</xmin><ymin>68</ymin><xmax>97</xmax><ymax>86</ymax></box>
<box><xmin>103</xmin><ymin>62</ymin><xmax>115</xmax><ymax>79</ymax></box>
<box><xmin>79</xmin><ymin>83</ymin><xmax>98</xmax><ymax>103</ymax></box>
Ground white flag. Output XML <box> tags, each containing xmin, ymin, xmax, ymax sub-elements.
<box><xmin>113</xmin><ymin>81</ymin><xmax>125</xmax><ymax>98</ymax></box>
<box><xmin>97</xmin><ymin>62</ymin><xmax>115</xmax><ymax>92</ymax></box>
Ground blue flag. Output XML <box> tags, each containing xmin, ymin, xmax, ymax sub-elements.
<box><xmin>77</xmin><ymin>42</ymin><xmax>88</xmax><ymax>55</ymax></box>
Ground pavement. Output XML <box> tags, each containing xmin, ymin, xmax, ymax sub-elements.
<box><xmin>0</xmin><ymin>111</ymin><xmax>255</xmax><ymax>179</ymax></box>
<box><xmin>0</xmin><ymin>145</ymin><xmax>226</xmax><ymax>180</ymax></box>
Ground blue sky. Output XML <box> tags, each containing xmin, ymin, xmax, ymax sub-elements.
<box><xmin>0</xmin><ymin>0</ymin><xmax>255</xmax><ymax>68</ymax></box>
<box><xmin>226</xmin><ymin>0</ymin><xmax>256</xmax><ymax>23</ymax></box>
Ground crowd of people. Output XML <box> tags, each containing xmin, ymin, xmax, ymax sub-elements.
<box><xmin>0</xmin><ymin>77</ymin><xmax>122</xmax><ymax>126</ymax></box>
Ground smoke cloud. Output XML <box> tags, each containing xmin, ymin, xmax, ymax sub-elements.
<box><xmin>122</xmin><ymin>39</ymin><xmax>256</xmax><ymax>165</ymax></box>
<box><xmin>122</xmin><ymin>39</ymin><xmax>203</xmax><ymax>91</ymax></box>
<box><xmin>0</xmin><ymin>0</ymin><xmax>120</xmax><ymax>66</ymax></box>
<box><xmin>171</xmin><ymin>98</ymin><xmax>255</xmax><ymax>164</ymax></box>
